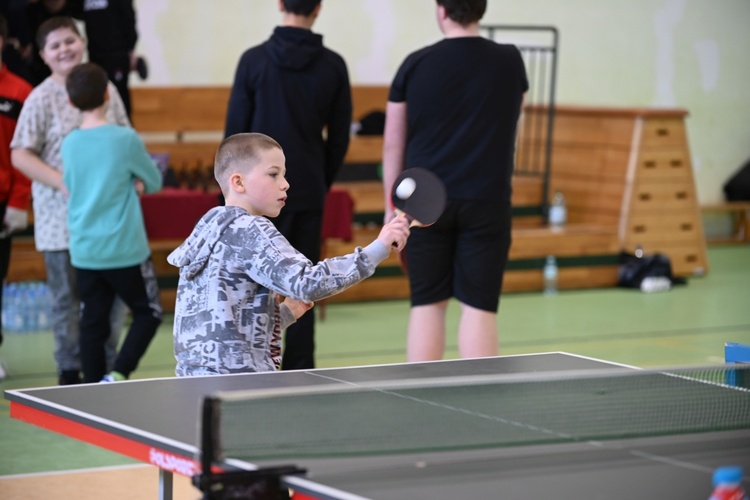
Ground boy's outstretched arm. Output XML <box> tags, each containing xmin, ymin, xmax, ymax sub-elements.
<box><xmin>377</xmin><ymin>215</ymin><xmax>411</xmax><ymax>252</ymax></box>
<box><xmin>245</xmin><ymin>216</ymin><xmax>410</xmax><ymax>304</ymax></box>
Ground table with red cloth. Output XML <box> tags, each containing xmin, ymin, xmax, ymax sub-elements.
<box><xmin>140</xmin><ymin>188</ymin><xmax>353</xmax><ymax>242</ymax></box>
<box><xmin>321</xmin><ymin>189</ymin><xmax>354</xmax><ymax>242</ymax></box>
<box><xmin>140</xmin><ymin>188</ymin><xmax>221</xmax><ymax>240</ymax></box>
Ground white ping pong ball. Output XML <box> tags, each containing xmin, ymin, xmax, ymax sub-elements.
<box><xmin>396</xmin><ymin>177</ymin><xmax>416</xmax><ymax>200</ymax></box>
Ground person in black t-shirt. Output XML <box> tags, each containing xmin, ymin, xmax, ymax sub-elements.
<box><xmin>382</xmin><ymin>0</ymin><xmax>528</xmax><ymax>362</ymax></box>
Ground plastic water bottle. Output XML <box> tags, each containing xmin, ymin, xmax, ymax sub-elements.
<box><xmin>549</xmin><ymin>191</ymin><xmax>566</xmax><ymax>230</ymax></box>
<box><xmin>36</xmin><ymin>282</ymin><xmax>51</xmax><ymax>331</ymax></box>
<box><xmin>708</xmin><ymin>466</ymin><xmax>749</xmax><ymax>500</ymax></box>
<box><xmin>1</xmin><ymin>283</ymin><xmax>11</xmax><ymax>331</ymax></box>
<box><xmin>26</xmin><ymin>282</ymin><xmax>46</xmax><ymax>332</ymax></box>
<box><xmin>11</xmin><ymin>283</ymin><xmax>25</xmax><ymax>332</ymax></box>
<box><xmin>543</xmin><ymin>255</ymin><xmax>559</xmax><ymax>295</ymax></box>
<box><xmin>5</xmin><ymin>282</ymin><xmax>18</xmax><ymax>332</ymax></box>
<box><xmin>21</xmin><ymin>282</ymin><xmax>37</xmax><ymax>332</ymax></box>
<box><xmin>14</xmin><ymin>282</ymin><xmax>25</xmax><ymax>332</ymax></box>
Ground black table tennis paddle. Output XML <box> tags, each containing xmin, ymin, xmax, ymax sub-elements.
<box><xmin>390</xmin><ymin>167</ymin><xmax>446</xmax><ymax>228</ymax></box>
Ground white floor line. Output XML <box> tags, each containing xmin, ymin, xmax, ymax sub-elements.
<box><xmin>0</xmin><ymin>463</ymin><xmax>150</xmax><ymax>480</ymax></box>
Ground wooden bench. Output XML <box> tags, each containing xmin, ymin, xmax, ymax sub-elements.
<box><xmin>130</xmin><ymin>85</ymin><xmax>389</xmax><ymax>173</ymax></box>
<box><xmin>323</xmin><ymin>222</ymin><xmax>619</xmax><ymax>303</ymax></box>
<box><xmin>7</xmin><ymin>237</ymin><xmax>45</xmax><ymax>283</ymax></box>
<box><xmin>702</xmin><ymin>202</ymin><xmax>750</xmax><ymax>244</ymax></box>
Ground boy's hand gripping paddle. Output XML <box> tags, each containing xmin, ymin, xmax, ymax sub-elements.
<box><xmin>390</xmin><ymin>167</ymin><xmax>446</xmax><ymax>228</ymax></box>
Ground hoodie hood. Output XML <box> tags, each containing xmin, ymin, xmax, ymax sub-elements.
<box><xmin>167</xmin><ymin>206</ymin><xmax>246</xmax><ymax>280</ymax></box>
<box><xmin>264</xmin><ymin>26</ymin><xmax>324</xmax><ymax>71</ymax></box>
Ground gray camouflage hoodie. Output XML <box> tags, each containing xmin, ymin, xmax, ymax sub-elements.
<box><xmin>167</xmin><ymin>206</ymin><xmax>388</xmax><ymax>376</ymax></box>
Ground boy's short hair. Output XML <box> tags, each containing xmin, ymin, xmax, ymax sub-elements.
<box><xmin>215</xmin><ymin>133</ymin><xmax>282</xmax><ymax>195</ymax></box>
<box><xmin>436</xmin><ymin>0</ymin><xmax>486</xmax><ymax>25</ymax></box>
<box><xmin>36</xmin><ymin>16</ymin><xmax>81</xmax><ymax>51</ymax></box>
<box><xmin>66</xmin><ymin>63</ymin><xmax>109</xmax><ymax>111</ymax></box>
<box><xmin>282</xmin><ymin>0</ymin><xmax>321</xmax><ymax>16</ymax></box>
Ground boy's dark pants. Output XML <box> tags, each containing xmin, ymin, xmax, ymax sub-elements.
<box><xmin>76</xmin><ymin>258</ymin><xmax>162</xmax><ymax>383</ymax></box>
<box><xmin>273</xmin><ymin>209</ymin><xmax>322</xmax><ymax>370</ymax></box>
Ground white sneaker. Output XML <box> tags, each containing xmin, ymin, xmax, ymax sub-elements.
<box><xmin>100</xmin><ymin>371</ymin><xmax>126</xmax><ymax>383</ymax></box>
<box><xmin>0</xmin><ymin>359</ymin><xmax>7</xmax><ymax>380</ymax></box>
<box><xmin>640</xmin><ymin>277</ymin><xmax>672</xmax><ymax>293</ymax></box>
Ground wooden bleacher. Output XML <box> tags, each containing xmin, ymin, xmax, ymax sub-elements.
<box><xmin>702</xmin><ymin>202</ymin><xmax>750</xmax><ymax>244</ymax></box>
<box><xmin>7</xmin><ymin>237</ymin><xmax>43</xmax><ymax>282</ymax></box>
<box><xmin>128</xmin><ymin>85</ymin><xmax>389</xmax><ymax>172</ymax></box>
<box><xmin>9</xmin><ymin>86</ymin><xmax>709</xmax><ymax>311</ymax></box>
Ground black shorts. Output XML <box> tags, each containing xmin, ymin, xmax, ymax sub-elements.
<box><xmin>404</xmin><ymin>198</ymin><xmax>512</xmax><ymax>312</ymax></box>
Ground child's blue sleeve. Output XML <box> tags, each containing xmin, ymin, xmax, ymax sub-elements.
<box><xmin>129</xmin><ymin>132</ymin><xmax>162</xmax><ymax>194</ymax></box>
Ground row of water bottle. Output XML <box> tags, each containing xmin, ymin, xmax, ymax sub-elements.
<box><xmin>544</xmin><ymin>192</ymin><xmax>565</xmax><ymax>295</ymax></box>
<box><xmin>2</xmin><ymin>281</ymin><xmax>52</xmax><ymax>333</ymax></box>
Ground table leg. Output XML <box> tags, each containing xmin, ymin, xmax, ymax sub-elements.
<box><xmin>159</xmin><ymin>468</ymin><xmax>174</xmax><ymax>500</ymax></box>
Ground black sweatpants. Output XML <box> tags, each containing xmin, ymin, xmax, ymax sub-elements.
<box><xmin>76</xmin><ymin>257</ymin><xmax>162</xmax><ymax>382</ymax></box>
<box><xmin>271</xmin><ymin>209</ymin><xmax>322</xmax><ymax>370</ymax></box>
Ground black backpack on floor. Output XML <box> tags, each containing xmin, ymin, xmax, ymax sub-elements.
<box><xmin>617</xmin><ymin>250</ymin><xmax>687</xmax><ymax>289</ymax></box>
<box><xmin>724</xmin><ymin>157</ymin><xmax>750</xmax><ymax>201</ymax></box>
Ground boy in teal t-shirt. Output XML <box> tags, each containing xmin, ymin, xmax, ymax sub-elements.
<box><xmin>62</xmin><ymin>62</ymin><xmax>163</xmax><ymax>383</ymax></box>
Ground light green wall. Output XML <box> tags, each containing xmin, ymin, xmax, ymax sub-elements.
<box><xmin>132</xmin><ymin>0</ymin><xmax>750</xmax><ymax>204</ymax></box>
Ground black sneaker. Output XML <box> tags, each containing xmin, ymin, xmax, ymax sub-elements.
<box><xmin>58</xmin><ymin>370</ymin><xmax>82</xmax><ymax>385</ymax></box>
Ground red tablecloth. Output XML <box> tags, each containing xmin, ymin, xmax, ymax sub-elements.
<box><xmin>141</xmin><ymin>188</ymin><xmax>353</xmax><ymax>241</ymax></box>
<box><xmin>322</xmin><ymin>189</ymin><xmax>353</xmax><ymax>241</ymax></box>
<box><xmin>140</xmin><ymin>188</ymin><xmax>220</xmax><ymax>239</ymax></box>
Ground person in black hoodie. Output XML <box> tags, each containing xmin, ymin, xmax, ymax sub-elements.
<box><xmin>67</xmin><ymin>0</ymin><xmax>139</xmax><ymax>117</ymax></box>
<box><xmin>224</xmin><ymin>0</ymin><xmax>352</xmax><ymax>371</ymax></box>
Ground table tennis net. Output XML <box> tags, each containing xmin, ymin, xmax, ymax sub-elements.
<box><xmin>200</xmin><ymin>364</ymin><xmax>750</xmax><ymax>463</ymax></box>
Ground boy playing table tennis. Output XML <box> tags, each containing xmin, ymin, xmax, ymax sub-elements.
<box><xmin>168</xmin><ymin>133</ymin><xmax>410</xmax><ymax>376</ymax></box>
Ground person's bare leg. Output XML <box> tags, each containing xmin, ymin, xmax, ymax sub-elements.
<box><xmin>458</xmin><ymin>302</ymin><xmax>498</xmax><ymax>358</ymax></box>
<box><xmin>407</xmin><ymin>301</ymin><xmax>449</xmax><ymax>362</ymax></box>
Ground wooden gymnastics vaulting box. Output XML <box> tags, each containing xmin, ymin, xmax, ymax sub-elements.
<box><xmin>524</xmin><ymin>105</ymin><xmax>709</xmax><ymax>277</ymax></box>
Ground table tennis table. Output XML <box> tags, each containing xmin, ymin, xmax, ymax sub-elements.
<box><xmin>5</xmin><ymin>352</ymin><xmax>750</xmax><ymax>500</ymax></box>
